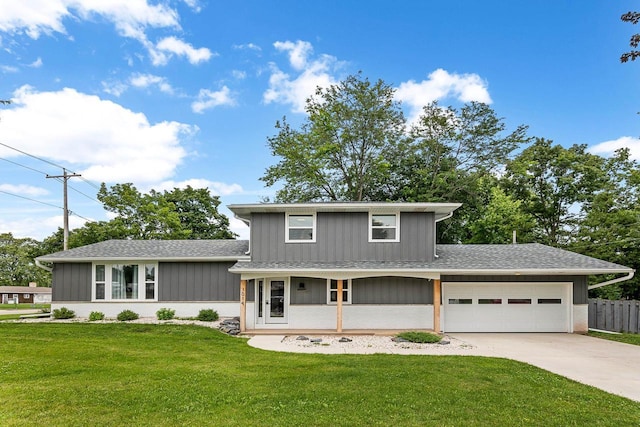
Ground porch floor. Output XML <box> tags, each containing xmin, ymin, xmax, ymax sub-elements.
<box><xmin>241</xmin><ymin>329</ymin><xmax>436</xmax><ymax>336</ymax></box>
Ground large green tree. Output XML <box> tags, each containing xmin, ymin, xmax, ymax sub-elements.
<box><xmin>382</xmin><ymin>101</ymin><xmax>529</xmax><ymax>243</ymax></box>
<box><xmin>261</xmin><ymin>73</ymin><xmax>406</xmax><ymax>201</ymax></box>
<box><xmin>0</xmin><ymin>233</ymin><xmax>50</xmax><ymax>287</ymax></box>
<box><xmin>503</xmin><ymin>138</ymin><xmax>607</xmax><ymax>246</ymax></box>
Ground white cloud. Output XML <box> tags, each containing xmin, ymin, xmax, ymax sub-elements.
<box><xmin>1</xmin><ymin>64</ymin><xmax>18</xmax><ymax>73</ymax></box>
<box><xmin>0</xmin><ymin>183</ymin><xmax>48</xmax><ymax>196</ymax></box>
<box><xmin>273</xmin><ymin>40</ymin><xmax>313</xmax><ymax>71</ymax></box>
<box><xmin>396</xmin><ymin>68</ymin><xmax>492</xmax><ymax>122</ymax></box>
<box><xmin>0</xmin><ymin>1</ymin><xmax>217</xmax><ymax>66</ymax></box>
<box><xmin>264</xmin><ymin>40</ymin><xmax>343</xmax><ymax>113</ymax></box>
<box><xmin>101</xmin><ymin>80</ymin><xmax>128</xmax><ymax>97</ymax></box>
<box><xmin>0</xmin><ymin>0</ymin><xmax>179</xmax><ymax>40</ymax></box>
<box><xmin>154</xmin><ymin>178</ymin><xmax>244</xmax><ymax>196</ymax></box>
<box><xmin>129</xmin><ymin>73</ymin><xmax>173</xmax><ymax>94</ymax></box>
<box><xmin>0</xmin><ymin>85</ymin><xmax>195</xmax><ymax>184</ymax></box>
<box><xmin>152</xmin><ymin>36</ymin><xmax>213</xmax><ymax>66</ymax></box>
<box><xmin>29</xmin><ymin>57</ymin><xmax>42</xmax><ymax>67</ymax></box>
<box><xmin>232</xmin><ymin>70</ymin><xmax>247</xmax><ymax>80</ymax></box>
<box><xmin>191</xmin><ymin>86</ymin><xmax>236</xmax><ymax>113</ymax></box>
<box><xmin>589</xmin><ymin>136</ymin><xmax>640</xmax><ymax>160</ymax></box>
<box><xmin>233</xmin><ymin>43</ymin><xmax>261</xmax><ymax>51</ymax></box>
<box><xmin>229</xmin><ymin>216</ymin><xmax>249</xmax><ymax>240</ymax></box>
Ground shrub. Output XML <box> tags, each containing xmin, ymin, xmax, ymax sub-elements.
<box><xmin>396</xmin><ymin>331</ymin><xmax>442</xmax><ymax>343</ymax></box>
<box><xmin>52</xmin><ymin>307</ymin><xmax>75</xmax><ymax>319</ymax></box>
<box><xmin>156</xmin><ymin>308</ymin><xmax>175</xmax><ymax>320</ymax></box>
<box><xmin>117</xmin><ymin>309</ymin><xmax>139</xmax><ymax>322</ymax></box>
<box><xmin>88</xmin><ymin>311</ymin><xmax>105</xmax><ymax>321</ymax></box>
<box><xmin>196</xmin><ymin>309</ymin><xmax>219</xmax><ymax>322</ymax></box>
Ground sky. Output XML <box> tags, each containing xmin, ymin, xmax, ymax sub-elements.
<box><xmin>0</xmin><ymin>1</ymin><xmax>639</xmax><ymax>241</ymax></box>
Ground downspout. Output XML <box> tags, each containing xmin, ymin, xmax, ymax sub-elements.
<box><xmin>433</xmin><ymin>212</ymin><xmax>454</xmax><ymax>259</ymax></box>
<box><xmin>588</xmin><ymin>271</ymin><xmax>635</xmax><ymax>290</ymax></box>
<box><xmin>35</xmin><ymin>259</ymin><xmax>52</xmax><ymax>273</ymax></box>
<box><xmin>235</xmin><ymin>215</ymin><xmax>251</xmax><ymax>255</ymax></box>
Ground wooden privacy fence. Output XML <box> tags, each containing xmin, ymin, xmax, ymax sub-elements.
<box><xmin>588</xmin><ymin>299</ymin><xmax>640</xmax><ymax>333</ymax></box>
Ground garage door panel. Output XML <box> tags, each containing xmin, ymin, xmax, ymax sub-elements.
<box><xmin>443</xmin><ymin>282</ymin><xmax>571</xmax><ymax>333</ymax></box>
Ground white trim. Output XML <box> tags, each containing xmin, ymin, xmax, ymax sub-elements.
<box><xmin>285</xmin><ymin>212</ymin><xmax>317</xmax><ymax>243</ymax></box>
<box><xmin>41</xmin><ymin>256</ymin><xmax>250</xmax><ymax>263</ymax></box>
<box><xmin>368</xmin><ymin>212</ymin><xmax>400</xmax><ymax>242</ymax></box>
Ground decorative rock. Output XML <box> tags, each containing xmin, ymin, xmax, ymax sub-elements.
<box><xmin>392</xmin><ymin>337</ymin><xmax>409</xmax><ymax>343</ymax></box>
<box><xmin>296</xmin><ymin>336</ymin><xmax>309</xmax><ymax>341</ymax></box>
<box><xmin>310</xmin><ymin>338</ymin><xmax>322</xmax><ymax>343</ymax></box>
<box><xmin>338</xmin><ymin>337</ymin><xmax>352</xmax><ymax>343</ymax></box>
<box><xmin>438</xmin><ymin>340</ymin><xmax>450</xmax><ymax>345</ymax></box>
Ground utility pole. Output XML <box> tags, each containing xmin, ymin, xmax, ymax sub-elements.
<box><xmin>47</xmin><ymin>168</ymin><xmax>81</xmax><ymax>250</ymax></box>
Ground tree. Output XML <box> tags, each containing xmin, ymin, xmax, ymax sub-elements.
<box><xmin>468</xmin><ymin>186</ymin><xmax>535</xmax><ymax>244</ymax></box>
<box><xmin>621</xmin><ymin>11</ymin><xmax>640</xmax><ymax>63</ymax></box>
<box><xmin>570</xmin><ymin>149</ymin><xmax>640</xmax><ymax>299</ymax></box>
<box><xmin>0</xmin><ymin>233</ymin><xmax>50</xmax><ymax>287</ymax></box>
<box><xmin>382</xmin><ymin>101</ymin><xmax>529</xmax><ymax>243</ymax></box>
<box><xmin>504</xmin><ymin>138</ymin><xmax>607</xmax><ymax>246</ymax></box>
<box><xmin>261</xmin><ymin>73</ymin><xmax>406</xmax><ymax>202</ymax></box>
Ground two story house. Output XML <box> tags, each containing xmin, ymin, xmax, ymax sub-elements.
<box><xmin>36</xmin><ymin>202</ymin><xmax>633</xmax><ymax>333</ymax></box>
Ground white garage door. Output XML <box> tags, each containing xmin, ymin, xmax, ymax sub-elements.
<box><xmin>442</xmin><ymin>282</ymin><xmax>571</xmax><ymax>332</ymax></box>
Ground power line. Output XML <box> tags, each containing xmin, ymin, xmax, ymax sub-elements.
<box><xmin>0</xmin><ymin>189</ymin><xmax>63</xmax><ymax>210</ymax></box>
<box><xmin>0</xmin><ymin>141</ymin><xmax>67</xmax><ymax>170</ymax></box>
<box><xmin>0</xmin><ymin>156</ymin><xmax>49</xmax><ymax>175</ymax></box>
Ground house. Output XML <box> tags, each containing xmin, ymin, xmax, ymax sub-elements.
<box><xmin>36</xmin><ymin>202</ymin><xmax>634</xmax><ymax>333</ymax></box>
<box><xmin>0</xmin><ymin>284</ymin><xmax>52</xmax><ymax>304</ymax></box>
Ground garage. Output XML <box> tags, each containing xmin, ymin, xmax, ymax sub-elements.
<box><xmin>442</xmin><ymin>282</ymin><xmax>571</xmax><ymax>332</ymax></box>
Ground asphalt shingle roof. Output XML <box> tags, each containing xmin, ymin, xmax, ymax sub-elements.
<box><xmin>37</xmin><ymin>239</ymin><xmax>249</xmax><ymax>261</ymax></box>
<box><xmin>229</xmin><ymin>243</ymin><xmax>631</xmax><ymax>274</ymax></box>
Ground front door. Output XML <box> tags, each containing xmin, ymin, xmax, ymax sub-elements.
<box><xmin>266</xmin><ymin>279</ymin><xmax>288</xmax><ymax>324</ymax></box>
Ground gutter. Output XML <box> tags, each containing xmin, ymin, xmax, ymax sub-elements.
<box><xmin>588</xmin><ymin>271</ymin><xmax>635</xmax><ymax>290</ymax></box>
<box><xmin>35</xmin><ymin>259</ymin><xmax>53</xmax><ymax>273</ymax></box>
<box><xmin>433</xmin><ymin>212</ymin><xmax>454</xmax><ymax>258</ymax></box>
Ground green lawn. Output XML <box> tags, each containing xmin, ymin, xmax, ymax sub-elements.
<box><xmin>589</xmin><ymin>330</ymin><xmax>640</xmax><ymax>346</ymax></box>
<box><xmin>1</xmin><ymin>324</ymin><xmax>638</xmax><ymax>426</ymax></box>
<box><xmin>0</xmin><ymin>303</ymin><xmax>50</xmax><ymax>310</ymax></box>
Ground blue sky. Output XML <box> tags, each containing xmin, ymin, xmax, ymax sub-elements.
<box><xmin>0</xmin><ymin>1</ymin><xmax>638</xmax><ymax>241</ymax></box>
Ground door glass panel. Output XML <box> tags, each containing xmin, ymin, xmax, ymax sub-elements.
<box><xmin>270</xmin><ymin>281</ymin><xmax>285</xmax><ymax>318</ymax></box>
<box><xmin>478</xmin><ymin>298</ymin><xmax>502</xmax><ymax>304</ymax></box>
<box><xmin>258</xmin><ymin>280</ymin><xmax>264</xmax><ymax>318</ymax></box>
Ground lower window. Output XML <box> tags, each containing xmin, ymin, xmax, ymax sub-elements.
<box><xmin>328</xmin><ymin>279</ymin><xmax>351</xmax><ymax>304</ymax></box>
<box><xmin>93</xmin><ymin>263</ymin><xmax>157</xmax><ymax>301</ymax></box>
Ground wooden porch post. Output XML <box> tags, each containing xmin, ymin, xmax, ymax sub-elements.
<box><xmin>336</xmin><ymin>279</ymin><xmax>343</xmax><ymax>333</ymax></box>
<box><xmin>433</xmin><ymin>279</ymin><xmax>441</xmax><ymax>333</ymax></box>
<box><xmin>240</xmin><ymin>279</ymin><xmax>247</xmax><ymax>332</ymax></box>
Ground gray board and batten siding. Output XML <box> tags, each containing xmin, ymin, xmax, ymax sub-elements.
<box><xmin>51</xmin><ymin>261</ymin><xmax>248</xmax><ymax>302</ymax></box>
<box><xmin>52</xmin><ymin>263</ymin><xmax>92</xmax><ymax>301</ymax></box>
<box><xmin>250</xmin><ymin>211</ymin><xmax>435</xmax><ymax>263</ymax></box>
<box><xmin>289</xmin><ymin>276</ymin><xmax>434</xmax><ymax>305</ymax></box>
<box><xmin>159</xmin><ymin>262</ymin><xmax>248</xmax><ymax>302</ymax></box>
<box><xmin>441</xmin><ymin>274</ymin><xmax>589</xmax><ymax>305</ymax></box>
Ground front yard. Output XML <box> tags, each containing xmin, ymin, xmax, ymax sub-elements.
<box><xmin>1</xmin><ymin>323</ymin><xmax>639</xmax><ymax>426</ymax></box>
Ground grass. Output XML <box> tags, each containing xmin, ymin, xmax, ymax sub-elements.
<box><xmin>1</xmin><ymin>324</ymin><xmax>639</xmax><ymax>426</ymax></box>
<box><xmin>589</xmin><ymin>330</ymin><xmax>640</xmax><ymax>346</ymax></box>
<box><xmin>0</xmin><ymin>303</ymin><xmax>50</xmax><ymax>310</ymax></box>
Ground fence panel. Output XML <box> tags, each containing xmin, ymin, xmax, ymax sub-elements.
<box><xmin>588</xmin><ymin>299</ymin><xmax>640</xmax><ymax>333</ymax></box>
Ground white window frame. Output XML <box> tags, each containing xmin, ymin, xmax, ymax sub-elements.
<box><xmin>285</xmin><ymin>212</ymin><xmax>317</xmax><ymax>243</ymax></box>
<box><xmin>327</xmin><ymin>279</ymin><xmax>352</xmax><ymax>305</ymax></box>
<box><xmin>369</xmin><ymin>212</ymin><xmax>400</xmax><ymax>242</ymax></box>
<box><xmin>92</xmin><ymin>262</ymin><xmax>158</xmax><ymax>302</ymax></box>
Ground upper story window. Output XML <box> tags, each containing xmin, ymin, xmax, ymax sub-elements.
<box><xmin>286</xmin><ymin>213</ymin><xmax>316</xmax><ymax>243</ymax></box>
<box><xmin>93</xmin><ymin>263</ymin><xmax>158</xmax><ymax>302</ymax></box>
<box><xmin>369</xmin><ymin>213</ymin><xmax>400</xmax><ymax>242</ymax></box>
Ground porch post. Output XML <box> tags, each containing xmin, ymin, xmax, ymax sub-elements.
<box><xmin>433</xmin><ymin>279</ymin><xmax>441</xmax><ymax>333</ymax></box>
<box><xmin>336</xmin><ymin>279</ymin><xmax>343</xmax><ymax>333</ymax></box>
<box><xmin>240</xmin><ymin>279</ymin><xmax>247</xmax><ymax>332</ymax></box>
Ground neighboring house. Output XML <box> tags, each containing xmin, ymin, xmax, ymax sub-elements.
<box><xmin>36</xmin><ymin>202</ymin><xmax>634</xmax><ymax>333</ymax></box>
<box><xmin>0</xmin><ymin>284</ymin><xmax>52</xmax><ymax>304</ymax></box>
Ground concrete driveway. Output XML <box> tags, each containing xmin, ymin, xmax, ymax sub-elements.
<box><xmin>450</xmin><ymin>333</ymin><xmax>640</xmax><ymax>402</ymax></box>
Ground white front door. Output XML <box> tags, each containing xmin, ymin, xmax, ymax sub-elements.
<box><xmin>265</xmin><ymin>278</ymin><xmax>288</xmax><ymax>324</ymax></box>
